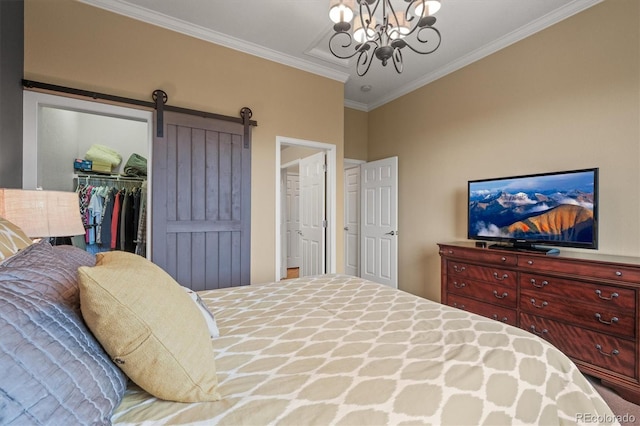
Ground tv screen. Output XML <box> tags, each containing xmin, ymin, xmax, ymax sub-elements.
<box><xmin>468</xmin><ymin>168</ymin><xmax>598</xmax><ymax>252</ymax></box>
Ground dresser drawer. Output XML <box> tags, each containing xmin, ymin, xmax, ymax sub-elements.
<box><xmin>520</xmin><ymin>273</ymin><xmax>636</xmax><ymax>311</ymax></box>
<box><xmin>447</xmin><ymin>262</ymin><xmax>517</xmax><ymax>287</ymax></box>
<box><xmin>447</xmin><ymin>278</ymin><xmax>516</xmax><ymax>308</ymax></box>
<box><xmin>520</xmin><ymin>290</ymin><xmax>635</xmax><ymax>338</ymax></box>
<box><xmin>521</xmin><ymin>313</ymin><xmax>636</xmax><ymax>378</ymax></box>
<box><xmin>447</xmin><ymin>294</ymin><xmax>517</xmax><ymax>326</ymax></box>
<box><xmin>519</xmin><ymin>255</ymin><xmax>640</xmax><ymax>284</ymax></box>
<box><xmin>440</xmin><ymin>245</ymin><xmax>517</xmax><ymax>266</ymax></box>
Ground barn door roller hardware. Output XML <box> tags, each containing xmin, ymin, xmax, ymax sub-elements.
<box><xmin>150</xmin><ymin>89</ymin><xmax>257</xmax><ymax>142</ymax></box>
<box><xmin>21</xmin><ymin>81</ymin><xmax>257</xmax><ymax>140</ymax></box>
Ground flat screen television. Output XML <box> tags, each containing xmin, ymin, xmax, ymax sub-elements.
<box><xmin>467</xmin><ymin>168</ymin><xmax>598</xmax><ymax>253</ymax></box>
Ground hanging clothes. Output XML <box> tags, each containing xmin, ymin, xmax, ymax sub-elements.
<box><xmin>74</xmin><ymin>175</ymin><xmax>146</xmax><ymax>255</ymax></box>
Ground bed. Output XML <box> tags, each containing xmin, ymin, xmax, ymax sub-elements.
<box><xmin>112</xmin><ymin>273</ymin><xmax>619</xmax><ymax>426</ymax></box>
<box><xmin>0</xmin><ymin>238</ymin><xmax>619</xmax><ymax>426</ymax></box>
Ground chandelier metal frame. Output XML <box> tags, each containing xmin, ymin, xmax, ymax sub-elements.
<box><xmin>329</xmin><ymin>0</ymin><xmax>442</xmax><ymax>76</ymax></box>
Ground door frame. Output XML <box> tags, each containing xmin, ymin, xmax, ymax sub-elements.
<box><xmin>275</xmin><ymin>136</ymin><xmax>336</xmax><ymax>281</ymax></box>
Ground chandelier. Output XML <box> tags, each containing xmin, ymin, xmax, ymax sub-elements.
<box><xmin>328</xmin><ymin>0</ymin><xmax>442</xmax><ymax>76</ymax></box>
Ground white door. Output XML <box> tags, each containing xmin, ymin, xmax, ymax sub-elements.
<box><xmin>344</xmin><ymin>166</ymin><xmax>360</xmax><ymax>276</ymax></box>
<box><xmin>361</xmin><ymin>156</ymin><xmax>398</xmax><ymax>288</ymax></box>
<box><xmin>280</xmin><ymin>169</ymin><xmax>288</xmax><ymax>279</ymax></box>
<box><xmin>286</xmin><ymin>172</ymin><xmax>301</xmax><ymax>268</ymax></box>
<box><xmin>299</xmin><ymin>151</ymin><xmax>326</xmax><ymax>276</ymax></box>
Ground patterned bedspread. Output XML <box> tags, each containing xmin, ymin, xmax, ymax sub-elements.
<box><xmin>112</xmin><ymin>275</ymin><xmax>617</xmax><ymax>425</ymax></box>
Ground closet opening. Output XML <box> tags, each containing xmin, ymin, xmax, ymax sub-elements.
<box><xmin>22</xmin><ymin>90</ymin><xmax>153</xmax><ymax>257</ymax></box>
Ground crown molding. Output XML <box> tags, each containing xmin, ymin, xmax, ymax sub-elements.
<box><xmin>366</xmin><ymin>0</ymin><xmax>604</xmax><ymax>111</ymax></box>
<box><xmin>79</xmin><ymin>0</ymin><xmax>603</xmax><ymax>112</ymax></box>
<box><xmin>344</xmin><ymin>99</ymin><xmax>369</xmax><ymax>112</ymax></box>
<box><xmin>78</xmin><ymin>0</ymin><xmax>350</xmax><ymax>83</ymax></box>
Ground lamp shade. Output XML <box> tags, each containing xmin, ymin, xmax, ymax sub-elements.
<box><xmin>414</xmin><ymin>0</ymin><xmax>441</xmax><ymax>17</ymax></box>
<box><xmin>329</xmin><ymin>0</ymin><xmax>355</xmax><ymax>24</ymax></box>
<box><xmin>0</xmin><ymin>189</ymin><xmax>85</xmax><ymax>238</ymax></box>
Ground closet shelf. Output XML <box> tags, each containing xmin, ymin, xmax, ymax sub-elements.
<box><xmin>74</xmin><ymin>173</ymin><xmax>146</xmax><ymax>182</ymax></box>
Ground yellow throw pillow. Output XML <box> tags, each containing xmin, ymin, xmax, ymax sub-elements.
<box><xmin>0</xmin><ymin>217</ymin><xmax>32</xmax><ymax>262</ymax></box>
<box><xmin>77</xmin><ymin>251</ymin><xmax>220</xmax><ymax>402</ymax></box>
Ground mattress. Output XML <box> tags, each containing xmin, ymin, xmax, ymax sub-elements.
<box><xmin>111</xmin><ymin>274</ymin><xmax>617</xmax><ymax>425</ymax></box>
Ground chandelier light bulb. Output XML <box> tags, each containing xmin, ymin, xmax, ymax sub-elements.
<box><xmin>353</xmin><ymin>14</ymin><xmax>376</xmax><ymax>43</ymax></box>
<box><xmin>329</xmin><ymin>0</ymin><xmax>355</xmax><ymax>23</ymax></box>
<box><xmin>388</xmin><ymin>11</ymin><xmax>410</xmax><ymax>40</ymax></box>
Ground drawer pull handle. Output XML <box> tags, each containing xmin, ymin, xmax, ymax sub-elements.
<box><xmin>527</xmin><ymin>260</ymin><xmax>534</xmax><ymax>265</ymax></box>
<box><xmin>453</xmin><ymin>265</ymin><xmax>466</xmax><ymax>273</ymax></box>
<box><xmin>615</xmin><ymin>271</ymin><xmax>622</xmax><ymax>277</ymax></box>
<box><xmin>530</xmin><ymin>279</ymin><xmax>548</xmax><ymax>288</ymax></box>
<box><xmin>448</xmin><ymin>250</ymin><xmax>454</xmax><ymax>254</ymax></box>
<box><xmin>493</xmin><ymin>272</ymin><xmax>509</xmax><ymax>281</ymax></box>
<box><xmin>453</xmin><ymin>281</ymin><xmax>466</xmax><ymax>289</ymax></box>
<box><xmin>492</xmin><ymin>314</ymin><xmax>508</xmax><ymax>322</ymax></box>
<box><xmin>501</xmin><ymin>257</ymin><xmax>507</xmax><ymax>262</ymax></box>
<box><xmin>595</xmin><ymin>290</ymin><xmax>619</xmax><ymax>300</ymax></box>
<box><xmin>493</xmin><ymin>290</ymin><xmax>508</xmax><ymax>299</ymax></box>
<box><xmin>530</xmin><ymin>298</ymin><xmax>548</xmax><ymax>309</ymax></box>
<box><xmin>529</xmin><ymin>325</ymin><xmax>548</xmax><ymax>336</ymax></box>
<box><xmin>595</xmin><ymin>344</ymin><xmax>619</xmax><ymax>357</ymax></box>
<box><xmin>594</xmin><ymin>313</ymin><xmax>619</xmax><ymax>325</ymax></box>
<box><xmin>452</xmin><ymin>303</ymin><xmax>466</xmax><ymax>310</ymax></box>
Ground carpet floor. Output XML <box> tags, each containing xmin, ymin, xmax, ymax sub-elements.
<box><xmin>587</xmin><ymin>375</ymin><xmax>640</xmax><ymax>425</ymax></box>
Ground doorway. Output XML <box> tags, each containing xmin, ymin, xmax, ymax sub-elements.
<box><xmin>275</xmin><ymin>137</ymin><xmax>336</xmax><ymax>281</ymax></box>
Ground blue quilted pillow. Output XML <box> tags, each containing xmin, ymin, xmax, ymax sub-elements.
<box><xmin>0</xmin><ymin>242</ymin><xmax>126</xmax><ymax>425</ymax></box>
<box><xmin>0</xmin><ymin>239</ymin><xmax>95</xmax><ymax>308</ymax></box>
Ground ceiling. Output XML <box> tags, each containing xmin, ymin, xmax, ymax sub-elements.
<box><xmin>80</xmin><ymin>0</ymin><xmax>603</xmax><ymax>111</ymax></box>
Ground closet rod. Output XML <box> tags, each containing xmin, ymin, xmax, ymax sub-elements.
<box><xmin>75</xmin><ymin>173</ymin><xmax>146</xmax><ymax>182</ymax></box>
<box><xmin>21</xmin><ymin>79</ymin><xmax>258</xmax><ymax>127</ymax></box>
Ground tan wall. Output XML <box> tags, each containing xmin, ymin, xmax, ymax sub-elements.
<box><xmin>344</xmin><ymin>107</ymin><xmax>368</xmax><ymax>161</ymax></box>
<box><xmin>366</xmin><ymin>0</ymin><xmax>640</xmax><ymax>300</ymax></box>
<box><xmin>24</xmin><ymin>0</ymin><xmax>345</xmax><ymax>283</ymax></box>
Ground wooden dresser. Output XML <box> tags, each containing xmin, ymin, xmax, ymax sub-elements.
<box><xmin>439</xmin><ymin>241</ymin><xmax>640</xmax><ymax>404</ymax></box>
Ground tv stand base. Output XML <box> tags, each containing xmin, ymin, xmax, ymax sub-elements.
<box><xmin>488</xmin><ymin>243</ymin><xmax>560</xmax><ymax>255</ymax></box>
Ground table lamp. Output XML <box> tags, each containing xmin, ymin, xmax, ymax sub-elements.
<box><xmin>0</xmin><ymin>189</ymin><xmax>85</xmax><ymax>240</ymax></box>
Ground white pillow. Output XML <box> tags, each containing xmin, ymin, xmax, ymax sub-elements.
<box><xmin>182</xmin><ymin>287</ymin><xmax>220</xmax><ymax>338</ymax></box>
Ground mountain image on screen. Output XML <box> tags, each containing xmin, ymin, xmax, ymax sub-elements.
<box><xmin>469</xmin><ymin>179</ymin><xmax>595</xmax><ymax>244</ymax></box>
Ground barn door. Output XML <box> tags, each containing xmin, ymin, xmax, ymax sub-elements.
<box><xmin>152</xmin><ymin>111</ymin><xmax>250</xmax><ymax>290</ymax></box>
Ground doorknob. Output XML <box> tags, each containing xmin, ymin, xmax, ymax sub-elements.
<box><xmin>344</xmin><ymin>226</ymin><xmax>349</xmax><ymax>231</ymax></box>
<box><xmin>385</xmin><ymin>231</ymin><xmax>397</xmax><ymax>236</ymax></box>
<box><xmin>297</xmin><ymin>230</ymin><xmax>303</xmax><ymax>236</ymax></box>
